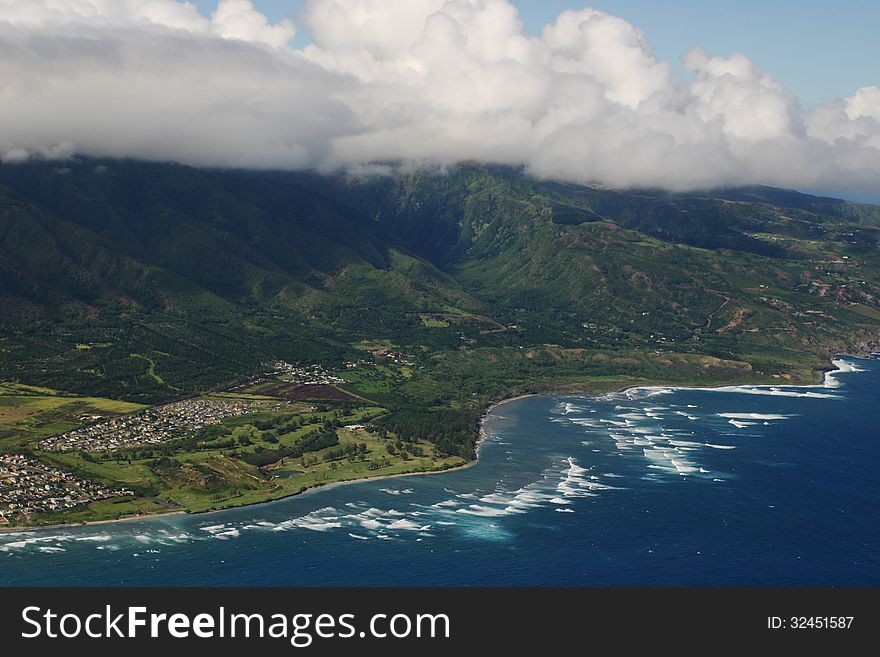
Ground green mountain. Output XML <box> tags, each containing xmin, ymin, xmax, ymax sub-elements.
<box><xmin>2</xmin><ymin>158</ymin><xmax>880</xmax><ymax>457</ymax></box>
<box><xmin>329</xmin><ymin>165</ymin><xmax>880</xmax><ymax>359</ymax></box>
<box><xmin>0</xmin><ymin>160</ymin><xmax>484</xmax><ymax>399</ymax></box>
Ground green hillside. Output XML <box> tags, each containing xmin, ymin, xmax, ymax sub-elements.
<box><xmin>2</xmin><ymin>158</ymin><xmax>880</xmax><ymax>473</ymax></box>
<box><xmin>331</xmin><ymin>165</ymin><xmax>880</xmax><ymax>364</ymax></box>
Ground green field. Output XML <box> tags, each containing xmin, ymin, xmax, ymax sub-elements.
<box><xmin>0</xmin><ymin>379</ymin><xmax>466</xmax><ymax>527</ymax></box>
<box><xmin>420</xmin><ymin>315</ymin><xmax>451</xmax><ymax>328</ymax></box>
<box><xmin>0</xmin><ymin>383</ymin><xmax>145</xmax><ymax>450</ymax></box>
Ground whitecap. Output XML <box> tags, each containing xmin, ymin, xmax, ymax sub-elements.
<box><xmin>718</xmin><ymin>413</ymin><xmax>792</xmax><ymax>420</ymax></box>
<box><xmin>387</xmin><ymin>519</ymin><xmax>427</xmax><ymax>532</ymax></box>
<box><xmin>213</xmin><ymin>529</ymin><xmax>240</xmax><ymax>539</ymax></box>
<box><xmin>74</xmin><ymin>534</ymin><xmax>112</xmax><ymax>542</ymax></box>
<box><xmin>456</xmin><ymin>505</ymin><xmax>509</xmax><ymax>517</ymax></box>
<box><xmin>825</xmin><ymin>359</ymin><xmax>865</xmax><ymax>387</ymax></box>
<box><xmin>668</xmin><ymin>440</ymin><xmax>702</xmax><ymax>448</ymax></box>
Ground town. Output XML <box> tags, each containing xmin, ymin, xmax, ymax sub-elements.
<box><xmin>0</xmin><ymin>453</ymin><xmax>132</xmax><ymax>524</ymax></box>
<box><xmin>224</xmin><ymin>360</ymin><xmax>347</xmax><ymax>395</ymax></box>
<box><xmin>39</xmin><ymin>397</ymin><xmax>280</xmax><ymax>453</ymax></box>
<box><xmin>270</xmin><ymin>361</ymin><xmax>347</xmax><ymax>385</ymax></box>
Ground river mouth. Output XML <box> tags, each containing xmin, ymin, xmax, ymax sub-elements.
<box><xmin>2</xmin><ymin>358</ymin><xmax>877</xmax><ymax>587</ymax></box>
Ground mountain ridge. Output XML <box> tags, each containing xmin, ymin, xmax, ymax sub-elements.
<box><xmin>2</xmin><ymin>158</ymin><xmax>880</xmax><ymax>409</ymax></box>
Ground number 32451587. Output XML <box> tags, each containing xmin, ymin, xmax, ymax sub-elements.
<box><xmin>768</xmin><ymin>616</ymin><xmax>854</xmax><ymax>630</ymax></box>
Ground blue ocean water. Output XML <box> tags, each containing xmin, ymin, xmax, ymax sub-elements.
<box><xmin>2</xmin><ymin>358</ymin><xmax>878</xmax><ymax>586</ymax></box>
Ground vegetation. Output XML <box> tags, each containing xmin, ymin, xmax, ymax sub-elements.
<box><xmin>0</xmin><ymin>381</ymin><xmax>464</xmax><ymax>527</ymax></box>
<box><xmin>2</xmin><ymin>158</ymin><xmax>880</xmax><ymax>525</ymax></box>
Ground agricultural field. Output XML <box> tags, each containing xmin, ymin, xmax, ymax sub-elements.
<box><xmin>257</xmin><ymin>382</ymin><xmax>365</xmax><ymax>402</ymax></box>
<box><xmin>0</xmin><ymin>367</ymin><xmax>465</xmax><ymax>527</ymax></box>
<box><xmin>0</xmin><ymin>383</ymin><xmax>145</xmax><ymax>451</ymax></box>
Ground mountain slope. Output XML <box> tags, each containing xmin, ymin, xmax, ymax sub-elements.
<box><xmin>2</xmin><ymin>159</ymin><xmax>880</xmax><ymax>408</ymax></box>
<box><xmin>330</xmin><ymin>165</ymin><xmax>880</xmax><ymax>359</ymax></box>
<box><xmin>0</xmin><ymin>160</ymin><xmax>485</xmax><ymax>399</ymax></box>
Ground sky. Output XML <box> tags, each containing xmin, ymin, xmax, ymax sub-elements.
<box><xmin>1</xmin><ymin>0</ymin><xmax>879</xmax><ymax>201</ymax></box>
<box><xmin>195</xmin><ymin>0</ymin><xmax>880</xmax><ymax>108</ymax></box>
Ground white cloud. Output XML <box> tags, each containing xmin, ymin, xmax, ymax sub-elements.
<box><xmin>683</xmin><ymin>48</ymin><xmax>800</xmax><ymax>144</ymax></box>
<box><xmin>0</xmin><ymin>11</ymin><xmax>351</xmax><ymax>169</ymax></box>
<box><xmin>0</xmin><ymin>0</ymin><xmax>293</xmax><ymax>44</ymax></box>
<box><xmin>1</xmin><ymin>0</ymin><xmax>879</xmax><ymax>194</ymax></box>
<box><xmin>211</xmin><ymin>0</ymin><xmax>295</xmax><ymax>47</ymax></box>
<box><xmin>845</xmin><ymin>86</ymin><xmax>880</xmax><ymax>122</ymax></box>
<box><xmin>542</xmin><ymin>8</ymin><xmax>677</xmax><ymax>109</ymax></box>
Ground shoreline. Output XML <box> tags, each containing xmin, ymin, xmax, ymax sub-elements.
<box><xmin>2</xmin><ymin>355</ymin><xmax>867</xmax><ymax>535</ymax></box>
<box><xmin>0</xmin><ymin>460</ymin><xmax>479</xmax><ymax>535</ymax></box>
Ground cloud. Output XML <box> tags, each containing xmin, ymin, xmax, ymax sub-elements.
<box><xmin>1</xmin><ymin>0</ymin><xmax>879</xmax><ymax>194</ymax></box>
<box><xmin>211</xmin><ymin>0</ymin><xmax>296</xmax><ymax>46</ymax></box>
<box><xmin>0</xmin><ymin>1</ymin><xmax>348</xmax><ymax>168</ymax></box>
<box><xmin>0</xmin><ymin>0</ymin><xmax>294</xmax><ymax>44</ymax></box>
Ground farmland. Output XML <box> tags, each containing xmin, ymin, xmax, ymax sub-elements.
<box><xmin>0</xmin><ymin>360</ymin><xmax>466</xmax><ymax>527</ymax></box>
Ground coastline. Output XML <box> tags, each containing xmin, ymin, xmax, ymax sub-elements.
<box><xmin>478</xmin><ymin>394</ymin><xmax>538</xmax><ymax>440</ymax></box>
<box><xmin>0</xmin><ymin>509</ymin><xmax>190</xmax><ymax>534</ymax></box>
<box><xmin>0</xmin><ymin>460</ymin><xmax>478</xmax><ymax>535</ymax></box>
<box><xmin>2</xmin><ymin>356</ymin><xmax>866</xmax><ymax>535</ymax></box>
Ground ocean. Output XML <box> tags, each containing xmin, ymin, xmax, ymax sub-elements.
<box><xmin>2</xmin><ymin>358</ymin><xmax>878</xmax><ymax>586</ymax></box>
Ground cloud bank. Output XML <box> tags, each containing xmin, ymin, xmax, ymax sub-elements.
<box><xmin>1</xmin><ymin>0</ymin><xmax>879</xmax><ymax>193</ymax></box>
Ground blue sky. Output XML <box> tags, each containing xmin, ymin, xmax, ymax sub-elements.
<box><xmin>192</xmin><ymin>0</ymin><xmax>879</xmax><ymax>108</ymax></box>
